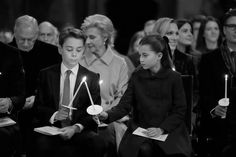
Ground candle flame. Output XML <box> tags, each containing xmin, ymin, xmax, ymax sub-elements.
<box><xmin>82</xmin><ymin>76</ymin><xmax>87</xmax><ymax>82</ymax></box>
<box><xmin>99</xmin><ymin>80</ymin><xmax>103</xmax><ymax>85</ymax></box>
<box><xmin>225</xmin><ymin>74</ymin><xmax>228</xmax><ymax>80</ymax></box>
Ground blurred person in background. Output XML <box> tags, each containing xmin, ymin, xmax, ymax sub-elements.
<box><xmin>198</xmin><ymin>8</ymin><xmax>236</xmax><ymax>157</ymax></box>
<box><xmin>152</xmin><ymin>17</ymin><xmax>179</xmax><ymax>58</ymax></box>
<box><xmin>190</xmin><ymin>15</ymin><xmax>207</xmax><ymax>50</ymax></box>
<box><xmin>175</xmin><ymin>19</ymin><xmax>199</xmax><ymax>142</ymax></box>
<box><xmin>195</xmin><ymin>16</ymin><xmax>222</xmax><ymax>77</ymax></box>
<box><xmin>0</xmin><ymin>29</ymin><xmax>13</xmax><ymax>43</ymax></box>
<box><xmin>193</xmin><ymin>17</ymin><xmax>222</xmax><ymax>153</ymax></box>
<box><xmin>172</xmin><ymin>19</ymin><xmax>196</xmax><ymax>77</ymax></box>
<box><xmin>38</xmin><ymin>21</ymin><xmax>59</xmax><ymax>46</ymax></box>
<box><xmin>196</xmin><ymin>16</ymin><xmax>222</xmax><ymax>55</ymax></box>
<box><xmin>127</xmin><ymin>31</ymin><xmax>145</xmax><ymax>67</ymax></box>
<box><xmin>143</xmin><ymin>19</ymin><xmax>156</xmax><ymax>36</ymax></box>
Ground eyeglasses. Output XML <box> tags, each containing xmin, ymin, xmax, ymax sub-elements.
<box><xmin>16</xmin><ymin>36</ymin><xmax>37</xmax><ymax>44</ymax></box>
<box><xmin>224</xmin><ymin>24</ymin><xmax>236</xmax><ymax>30</ymax></box>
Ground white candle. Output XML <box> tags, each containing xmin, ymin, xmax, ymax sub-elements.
<box><xmin>68</xmin><ymin>76</ymin><xmax>86</xmax><ymax>108</ymax></box>
<box><xmin>85</xmin><ymin>79</ymin><xmax>103</xmax><ymax>125</ymax></box>
<box><xmin>65</xmin><ymin>76</ymin><xmax>86</xmax><ymax>119</ymax></box>
<box><xmin>225</xmin><ymin>74</ymin><xmax>228</xmax><ymax>98</ymax></box>
<box><xmin>84</xmin><ymin>80</ymin><xmax>95</xmax><ymax>106</ymax></box>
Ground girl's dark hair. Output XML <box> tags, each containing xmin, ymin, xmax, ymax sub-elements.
<box><xmin>139</xmin><ymin>34</ymin><xmax>172</xmax><ymax>69</ymax></box>
<box><xmin>196</xmin><ymin>16</ymin><xmax>222</xmax><ymax>53</ymax></box>
<box><xmin>59</xmin><ymin>26</ymin><xmax>85</xmax><ymax>46</ymax></box>
<box><xmin>176</xmin><ymin>19</ymin><xmax>192</xmax><ymax>31</ymax></box>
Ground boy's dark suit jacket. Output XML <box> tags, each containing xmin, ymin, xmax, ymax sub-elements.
<box><xmin>34</xmin><ymin>64</ymin><xmax>101</xmax><ymax>131</ymax></box>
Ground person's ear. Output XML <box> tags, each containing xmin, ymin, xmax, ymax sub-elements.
<box><xmin>157</xmin><ymin>52</ymin><xmax>163</xmax><ymax>59</ymax></box>
<box><xmin>58</xmin><ymin>45</ymin><xmax>63</xmax><ymax>55</ymax></box>
<box><xmin>223</xmin><ymin>26</ymin><xmax>227</xmax><ymax>36</ymax></box>
<box><xmin>103</xmin><ymin>35</ymin><xmax>108</xmax><ymax>45</ymax></box>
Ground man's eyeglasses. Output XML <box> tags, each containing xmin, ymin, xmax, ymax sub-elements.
<box><xmin>17</xmin><ymin>38</ymin><xmax>36</xmax><ymax>44</ymax></box>
<box><xmin>224</xmin><ymin>24</ymin><xmax>236</xmax><ymax>30</ymax></box>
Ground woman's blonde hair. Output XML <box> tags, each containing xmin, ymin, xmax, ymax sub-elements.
<box><xmin>152</xmin><ymin>17</ymin><xmax>174</xmax><ymax>37</ymax></box>
<box><xmin>81</xmin><ymin>14</ymin><xmax>115</xmax><ymax>46</ymax></box>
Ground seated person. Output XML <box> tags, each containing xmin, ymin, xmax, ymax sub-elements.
<box><xmin>38</xmin><ymin>21</ymin><xmax>59</xmax><ymax>46</ymax></box>
<box><xmin>31</xmin><ymin>27</ymin><xmax>105</xmax><ymax>157</ymax></box>
<box><xmin>9</xmin><ymin>15</ymin><xmax>61</xmax><ymax>156</ymax></box>
<box><xmin>99</xmin><ymin>35</ymin><xmax>192</xmax><ymax>157</ymax></box>
<box><xmin>0</xmin><ymin>41</ymin><xmax>25</xmax><ymax>157</ymax></box>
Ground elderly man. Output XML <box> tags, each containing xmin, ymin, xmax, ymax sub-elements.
<box><xmin>0</xmin><ymin>41</ymin><xmax>25</xmax><ymax>157</ymax></box>
<box><xmin>38</xmin><ymin>21</ymin><xmax>58</xmax><ymax>46</ymax></box>
<box><xmin>10</xmin><ymin>15</ymin><xmax>61</xmax><ymax>106</ymax></box>
<box><xmin>9</xmin><ymin>15</ymin><xmax>61</xmax><ymax>156</ymax></box>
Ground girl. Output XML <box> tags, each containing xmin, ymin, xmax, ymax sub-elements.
<box><xmin>99</xmin><ymin>35</ymin><xmax>192</xmax><ymax>157</ymax></box>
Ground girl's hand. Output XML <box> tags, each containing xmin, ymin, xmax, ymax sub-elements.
<box><xmin>143</xmin><ymin>127</ymin><xmax>164</xmax><ymax>138</ymax></box>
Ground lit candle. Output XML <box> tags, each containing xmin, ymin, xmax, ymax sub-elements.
<box><xmin>99</xmin><ymin>80</ymin><xmax>103</xmax><ymax>85</ymax></box>
<box><xmin>225</xmin><ymin>74</ymin><xmax>228</xmax><ymax>98</ymax></box>
<box><xmin>84</xmin><ymin>80</ymin><xmax>95</xmax><ymax>107</ymax></box>
<box><xmin>68</xmin><ymin>76</ymin><xmax>86</xmax><ymax>108</ymax></box>
<box><xmin>84</xmin><ymin>79</ymin><xmax>101</xmax><ymax>125</ymax></box>
<box><xmin>62</xmin><ymin>76</ymin><xmax>86</xmax><ymax>119</ymax></box>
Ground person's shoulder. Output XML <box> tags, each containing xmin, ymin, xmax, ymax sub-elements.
<box><xmin>36</xmin><ymin>40</ymin><xmax>58</xmax><ymax>50</ymax></box>
<box><xmin>130</xmin><ymin>66</ymin><xmax>147</xmax><ymax>79</ymax></box>
<box><xmin>79</xmin><ymin>64</ymin><xmax>100</xmax><ymax>78</ymax></box>
<box><xmin>0</xmin><ymin>42</ymin><xmax>21</xmax><ymax>60</ymax></box>
<box><xmin>166</xmin><ymin>68</ymin><xmax>182</xmax><ymax>79</ymax></box>
<box><xmin>201</xmin><ymin>48</ymin><xmax>221</xmax><ymax>61</ymax></box>
<box><xmin>110</xmin><ymin>49</ymin><xmax>127</xmax><ymax>64</ymax></box>
<box><xmin>40</xmin><ymin>64</ymin><xmax>60</xmax><ymax>74</ymax></box>
<box><xmin>0</xmin><ymin>41</ymin><xmax>19</xmax><ymax>53</ymax></box>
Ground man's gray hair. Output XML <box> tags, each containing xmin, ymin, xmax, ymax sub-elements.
<box><xmin>14</xmin><ymin>15</ymin><xmax>39</xmax><ymax>34</ymax></box>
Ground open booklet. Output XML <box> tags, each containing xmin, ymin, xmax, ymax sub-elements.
<box><xmin>0</xmin><ymin>117</ymin><xmax>16</xmax><ymax>127</ymax></box>
<box><xmin>133</xmin><ymin>127</ymin><xmax>168</xmax><ymax>142</ymax></box>
<box><xmin>34</xmin><ymin>126</ymin><xmax>63</xmax><ymax>136</ymax></box>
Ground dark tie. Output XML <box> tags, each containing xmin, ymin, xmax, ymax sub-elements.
<box><xmin>62</xmin><ymin>70</ymin><xmax>71</xmax><ymax>106</ymax></box>
<box><xmin>61</xmin><ymin>70</ymin><xmax>71</xmax><ymax>127</ymax></box>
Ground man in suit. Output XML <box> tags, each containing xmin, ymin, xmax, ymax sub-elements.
<box><xmin>9</xmin><ymin>15</ymin><xmax>61</xmax><ymax>155</ymax></box>
<box><xmin>0</xmin><ymin>41</ymin><xmax>25</xmax><ymax>157</ymax></box>
<box><xmin>10</xmin><ymin>15</ymin><xmax>61</xmax><ymax>109</ymax></box>
<box><xmin>198</xmin><ymin>8</ymin><xmax>236</xmax><ymax>157</ymax></box>
<box><xmin>32</xmin><ymin>27</ymin><xmax>105</xmax><ymax>157</ymax></box>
